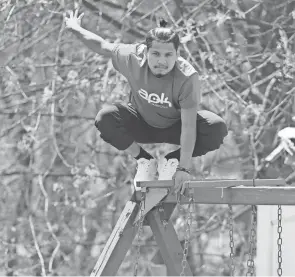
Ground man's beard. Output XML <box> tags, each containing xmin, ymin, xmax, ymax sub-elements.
<box><xmin>149</xmin><ymin>65</ymin><xmax>170</xmax><ymax>77</ymax></box>
<box><xmin>153</xmin><ymin>68</ymin><xmax>168</xmax><ymax>78</ymax></box>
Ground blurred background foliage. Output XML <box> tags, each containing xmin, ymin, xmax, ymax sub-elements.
<box><xmin>1</xmin><ymin>0</ymin><xmax>295</xmax><ymax>275</ymax></box>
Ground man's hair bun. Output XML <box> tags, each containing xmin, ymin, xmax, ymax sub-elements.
<box><xmin>146</xmin><ymin>18</ymin><xmax>180</xmax><ymax>50</ymax></box>
<box><xmin>159</xmin><ymin>18</ymin><xmax>168</xmax><ymax>28</ymax></box>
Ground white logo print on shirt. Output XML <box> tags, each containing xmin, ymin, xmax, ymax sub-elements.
<box><xmin>138</xmin><ymin>89</ymin><xmax>172</xmax><ymax>108</ymax></box>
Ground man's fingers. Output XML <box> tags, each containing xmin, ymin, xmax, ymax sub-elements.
<box><xmin>172</xmin><ymin>184</ymin><xmax>181</xmax><ymax>195</ymax></box>
<box><xmin>180</xmin><ymin>186</ymin><xmax>185</xmax><ymax>194</ymax></box>
<box><xmin>181</xmin><ymin>182</ymin><xmax>188</xmax><ymax>194</ymax></box>
<box><xmin>78</xmin><ymin>12</ymin><xmax>84</xmax><ymax>20</ymax></box>
<box><xmin>74</xmin><ymin>9</ymin><xmax>79</xmax><ymax>17</ymax></box>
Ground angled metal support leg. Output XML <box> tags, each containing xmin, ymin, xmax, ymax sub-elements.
<box><xmin>91</xmin><ymin>186</ymin><xmax>192</xmax><ymax>276</ymax></box>
<box><xmin>90</xmin><ymin>201</ymin><xmax>139</xmax><ymax>276</ymax></box>
<box><xmin>146</xmin><ymin>205</ymin><xmax>193</xmax><ymax>276</ymax></box>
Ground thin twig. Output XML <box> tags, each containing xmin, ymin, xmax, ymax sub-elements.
<box><xmin>82</xmin><ymin>0</ymin><xmax>145</xmax><ymax>38</ymax></box>
<box><xmin>253</xmin><ymin>78</ymin><xmax>276</xmax><ymax>139</ymax></box>
<box><xmin>241</xmin><ymin>70</ymin><xmax>278</xmax><ymax>97</ymax></box>
<box><xmin>0</xmin><ymin>100</ymin><xmax>51</xmax><ymax>139</ymax></box>
<box><xmin>4</xmin><ymin>25</ymin><xmax>60</xmax><ymax>66</ymax></box>
<box><xmin>0</xmin><ymin>111</ymin><xmax>95</xmax><ymax>120</ymax></box>
<box><xmin>38</xmin><ymin>175</ymin><xmax>61</xmax><ymax>273</ymax></box>
<box><xmin>133</xmin><ymin>0</ymin><xmax>172</xmax><ymax>25</ymax></box>
<box><xmin>120</xmin><ymin>0</ymin><xmax>146</xmax><ymax>22</ymax></box>
<box><xmin>50</xmin><ymin>22</ymin><xmax>73</xmax><ymax>169</ymax></box>
<box><xmin>161</xmin><ymin>0</ymin><xmax>178</xmax><ymax>26</ymax></box>
<box><xmin>0</xmin><ymin>171</ymin><xmax>110</xmax><ymax>179</ymax></box>
<box><xmin>29</xmin><ymin>215</ymin><xmax>46</xmax><ymax>276</ymax></box>
<box><xmin>184</xmin><ymin>0</ymin><xmax>213</xmax><ymax>22</ymax></box>
<box><xmin>250</xmin><ymin>133</ymin><xmax>259</xmax><ymax>178</ymax></box>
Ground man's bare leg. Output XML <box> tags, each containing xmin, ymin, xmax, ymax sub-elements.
<box><xmin>126</xmin><ymin>142</ymin><xmax>141</xmax><ymax>158</ymax></box>
<box><xmin>126</xmin><ymin>142</ymin><xmax>154</xmax><ymax>161</ymax></box>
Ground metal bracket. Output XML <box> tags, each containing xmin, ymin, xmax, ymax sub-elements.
<box><xmin>133</xmin><ymin>188</ymin><xmax>169</xmax><ymax>225</ymax></box>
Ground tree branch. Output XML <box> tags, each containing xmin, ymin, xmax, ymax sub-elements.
<box><xmin>172</xmin><ymin>0</ymin><xmax>187</xmax><ymax>17</ymax></box>
<box><xmin>0</xmin><ymin>111</ymin><xmax>94</xmax><ymax>120</ymax></box>
<box><xmin>29</xmin><ymin>215</ymin><xmax>46</xmax><ymax>276</ymax></box>
<box><xmin>0</xmin><ymin>171</ymin><xmax>110</xmax><ymax>179</ymax></box>
<box><xmin>38</xmin><ymin>175</ymin><xmax>60</xmax><ymax>273</ymax></box>
<box><xmin>4</xmin><ymin>25</ymin><xmax>60</xmax><ymax>66</ymax></box>
<box><xmin>92</xmin><ymin>0</ymin><xmax>146</xmax><ymax>18</ymax></box>
<box><xmin>82</xmin><ymin>0</ymin><xmax>145</xmax><ymax>39</ymax></box>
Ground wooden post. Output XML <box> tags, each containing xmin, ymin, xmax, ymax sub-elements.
<box><xmin>90</xmin><ymin>201</ymin><xmax>139</xmax><ymax>276</ymax></box>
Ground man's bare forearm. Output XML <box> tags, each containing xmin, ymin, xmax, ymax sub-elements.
<box><xmin>69</xmin><ymin>25</ymin><xmax>114</xmax><ymax>57</ymax></box>
<box><xmin>179</xmin><ymin>126</ymin><xmax>196</xmax><ymax>169</ymax></box>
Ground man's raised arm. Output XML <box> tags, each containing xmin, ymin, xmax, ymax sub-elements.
<box><xmin>64</xmin><ymin>10</ymin><xmax>115</xmax><ymax>57</ymax></box>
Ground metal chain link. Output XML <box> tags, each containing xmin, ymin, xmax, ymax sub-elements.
<box><xmin>246</xmin><ymin>205</ymin><xmax>257</xmax><ymax>276</ymax></box>
<box><xmin>277</xmin><ymin>205</ymin><xmax>282</xmax><ymax>277</ymax></box>
<box><xmin>133</xmin><ymin>190</ymin><xmax>146</xmax><ymax>276</ymax></box>
<box><xmin>180</xmin><ymin>189</ymin><xmax>194</xmax><ymax>276</ymax></box>
<box><xmin>177</xmin><ymin>191</ymin><xmax>185</xmax><ymax>212</ymax></box>
<box><xmin>228</xmin><ymin>204</ymin><xmax>235</xmax><ymax>276</ymax></box>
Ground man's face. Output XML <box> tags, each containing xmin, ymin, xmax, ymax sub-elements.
<box><xmin>146</xmin><ymin>41</ymin><xmax>177</xmax><ymax>77</ymax></box>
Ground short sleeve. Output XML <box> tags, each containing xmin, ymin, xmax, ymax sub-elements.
<box><xmin>111</xmin><ymin>43</ymin><xmax>138</xmax><ymax>78</ymax></box>
<box><xmin>179</xmin><ymin>73</ymin><xmax>201</xmax><ymax>109</ymax></box>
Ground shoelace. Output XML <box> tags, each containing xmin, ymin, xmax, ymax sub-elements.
<box><xmin>161</xmin><ymin>164</ymin><xmax>168</xmax><ymax>173</ymax></box>
<box><xmin>170</xmin><ymin>161</ymin><xmax>178</xmax><ymax>167</ymax></box>
<box><xmin>166</xmin><ymin>161</ymin><xmax>178</xmax><ymax>170</ymax></box>
<box><xmin>138</xmin><ymin>161</ymin><xmax>152</xmax><ymax>173</ymax></box>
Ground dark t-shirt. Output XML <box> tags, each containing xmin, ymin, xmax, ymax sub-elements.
<box><xmin>111</xmin><ymin>43</ymin><xmax>199</xmax><ymax>128</ymax></box>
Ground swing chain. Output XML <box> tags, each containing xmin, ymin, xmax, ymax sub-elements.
<box><xmin>180</xmin><ymin>188</ymin><xmax>194</xmax><ymax>276</ymax></box>
<box><xmin>246</xmin><ymin>205</ymin><xmax>257</xmax><ymax>276</ymax></box>
<box><xmin>228</xmin><ymin>204</ymin><xmax>235</xmax><ymax>276</ymax></box>
<box><xmin>133</xmin><ymin>190</ymin><xmax>146</xmax><ymax>277</ymax></box>
<box><xmin>177</xmin><ymin>191</ymin><xmax>184</xmax><ymax>212</ymax></box>
<box><xmin>277</xmin><ymin>205</ymin><xmax>282</xmax><ymax>277</ymax></box>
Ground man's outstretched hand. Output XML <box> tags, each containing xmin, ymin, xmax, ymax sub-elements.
<box><xmin>64</xmin><ymin>9</ymin><xmax>84</xmax><ymax>30</ymax></box>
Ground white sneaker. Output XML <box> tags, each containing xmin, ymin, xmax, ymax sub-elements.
<box><xmin>158</xmin><ymin>158</ymin><xmax>179</xmax><ymax>180</ymax></box>
<box><xmin>133</xmin><ymin>158</ymin><xmax>157</xmax><ymax>191</ymax></box>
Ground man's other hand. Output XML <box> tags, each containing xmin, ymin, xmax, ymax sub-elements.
<box><xmin>172</xmin><ymin>170</ymin><xmax>192</xmax><ymax>194</ymax></box>
<box><xmin>64</xmin><ymin>9</ymin><xmax>84</xmax><ymax>30</ymax></box>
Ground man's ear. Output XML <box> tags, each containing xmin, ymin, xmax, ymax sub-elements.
<box><xmin>139</xmin><ymin>45</ymin><xmax>147</xmax><ymax>66</ymax></box>
<box><xmin>144</xmin><ymin>46</ymin><xmax>148</xmax><ymax>57</ymax></box>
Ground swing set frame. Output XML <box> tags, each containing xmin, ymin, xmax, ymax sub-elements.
<box><xmin>90</xmin><ymin>178</ymin><xmax>291</xmax><ymax>276</ymax></box>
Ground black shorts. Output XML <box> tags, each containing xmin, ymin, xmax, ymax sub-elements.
<box><xmin>94</xmin><ymin>103</ymin><xmax>228</xmax><ymax>157</ymax></box>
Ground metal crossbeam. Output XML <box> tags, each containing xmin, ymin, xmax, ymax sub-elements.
<box><xmin>163</xmin><ymin>186</ymin><xmax>295</xmax><ymax>205</ymax></box>
<box><xmin>135</xmin><ymin>179</ymin><xmax>294</xmax><ymax>205</ymax></box>
<box><xmin>137</xmin><ymin>178</ymin><xmax>286</xmax><ymax>189</ymax></box>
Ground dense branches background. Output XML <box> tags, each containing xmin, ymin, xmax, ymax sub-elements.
<box><xmin>1</xmin><ymin>0</ymin><xmax>295</xmax><ymax>275</ymax></box>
